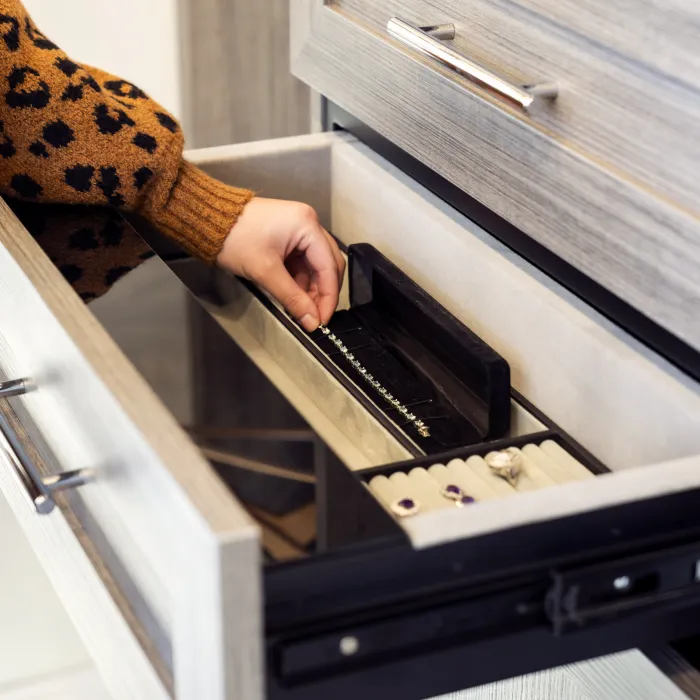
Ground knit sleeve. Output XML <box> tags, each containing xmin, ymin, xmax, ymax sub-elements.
<box><xmin>0</xmin><ymin>1</ymin><xmax>254</xmax><ymax>263</ymax></box>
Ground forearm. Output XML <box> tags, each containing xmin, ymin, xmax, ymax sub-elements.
<box><xmin>0</xmin><ymin>0</ymin><xmax>254</xmax><ymax>264</ymax></box>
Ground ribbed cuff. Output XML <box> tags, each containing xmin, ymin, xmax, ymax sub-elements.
<box><xmin>149</xmin><ymin>159</ymin><xmax>255</xmax><ymax>263</ymax></box>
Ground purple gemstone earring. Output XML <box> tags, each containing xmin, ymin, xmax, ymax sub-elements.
<box><xmin>440</xmin><ymin>484</ymin><xmax>475</xmax><ymax>506</ymax></box>
<box><xmin>390</xmin><ymin>497</ymin><xmax>420</xmax><ymax>518</ymax></box>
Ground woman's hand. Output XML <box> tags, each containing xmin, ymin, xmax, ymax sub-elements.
<box><xmin>217</xmin><ymin>198</ymin><xmax>345</xmax><ymax>332</ymax></box>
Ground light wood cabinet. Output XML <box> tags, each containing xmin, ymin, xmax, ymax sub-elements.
<box><xmin>0</xmin><ymin>1</ymin><xmax>699</xmax><ymax>698</ymax></box>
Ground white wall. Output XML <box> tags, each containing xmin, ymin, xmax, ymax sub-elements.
<box><xmin>21</xmin><ymin>0</ymin><xmax>182</xmax><ymax>117</ymax></box>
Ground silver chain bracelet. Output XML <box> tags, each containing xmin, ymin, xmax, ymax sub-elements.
<box><xmin>318</xmin><ymin>324</ymin><xmax>430</xmax><ymax>438</ymax></box>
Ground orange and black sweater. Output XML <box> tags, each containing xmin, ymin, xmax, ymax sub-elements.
<box><xmin>0</xmin><ymin>1</ymin><xmax>255</xmax><ymax>298</ymax></box>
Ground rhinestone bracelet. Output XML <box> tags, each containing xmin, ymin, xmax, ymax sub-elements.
<box><xmin>318</xmin><ymin>324</ymin><xmax>430</xmax><ymax>438</ymax></box>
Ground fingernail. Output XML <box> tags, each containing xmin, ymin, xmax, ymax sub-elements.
<box><xmin>300</xmin><ymin>314</ymin><xmax>319</xmax><ymax>332</ymax></box>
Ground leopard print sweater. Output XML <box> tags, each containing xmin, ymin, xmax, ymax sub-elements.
<box><xmin>0</xmin><ymin>1</ymin><xmax>254</xmax><ymax>298</ymax></box>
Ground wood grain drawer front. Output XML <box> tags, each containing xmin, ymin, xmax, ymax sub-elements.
<box><xmin>0</xmin><ymin>403</ymin><xmax>170</xmax><ymax>700</ymax></box>
<box><xmin>292</xmin><ymin>0</ymin><xmax>700</xmax><ymax>353</ymax></box>
<box><xmin>334</xmin><ymin>0</ymin><xmax>700</xmax><ymax>215</ymax></box>
<box><xmin>0</xmin><ymin>199</ymin><xmax>263</xmax><ymax>700</ymax></box>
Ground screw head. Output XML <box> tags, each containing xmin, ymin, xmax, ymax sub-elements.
<box><xmin>339</xmin><ymin>636</ymin><xmax>359</xmax><ymax>656</ymax></box>
<box><xmin>613</xmin><ymin>575</ymin><xmax>631</xmax><ymax>591</ymax></box>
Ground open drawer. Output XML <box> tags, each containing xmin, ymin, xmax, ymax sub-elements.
<box><xmin>2</xmin><ymin>130</ymin><xmax>700</xmax><ymax>700</ymax></box>
<box><xmin>185</xmin><ymin>131</ymin><xmax>700</xmax><ymax>470</ymax></box>
<box><xmin>181</xmin><ymin>132</ymin><xmax>700</xmax><ymax>698</ymax></box>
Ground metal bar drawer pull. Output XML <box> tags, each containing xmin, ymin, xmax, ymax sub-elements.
<box><xmin>0</xmin><ymin>379</ymin><xmax>91</xmax><ymax>514</ymax></box>
<box><xmin>387</xmin><ymin>17</ymin><xmax>558</xmax><ymax>112</ymax></box>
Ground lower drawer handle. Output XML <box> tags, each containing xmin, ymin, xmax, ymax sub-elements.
<box><xmin>0</xmin><ymin>378</ymin><xmax>91</xmax><ymax>515</ymax></box>
<box><xmin>387</xmin><ymin>17</ymin><xmax>558</xmax><ymax>112</ymax></box>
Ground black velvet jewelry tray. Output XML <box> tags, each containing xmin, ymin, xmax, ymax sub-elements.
<box><xmin>308</xmin><ymin>244</ymin><xmax>511</xmax><ymax>454</ymax></box>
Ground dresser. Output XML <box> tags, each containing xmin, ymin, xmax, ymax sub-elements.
<box><xmin>1</xmin><ymin>1</ymin><xmax>700</xmax><ymax>699</ymax></box>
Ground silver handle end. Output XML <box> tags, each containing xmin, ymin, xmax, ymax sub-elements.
<box><xmin>42</xmin><ymin>468</ymin><xmax>93</xmax><ymax>494</ymax></box>
<box><xmin>34</xmin><ymin>495</ymin><xmax>54</xmax><ymax>515</ymax></box>
<box><xmin>0</xmin><ymin>379</ymin><xmax>91</xmax><ymax>515</ymax></box>
<box><xmin>0</xmin><ymin>378</ymin><xmax>33</xmax><ymax>398</ymax></box>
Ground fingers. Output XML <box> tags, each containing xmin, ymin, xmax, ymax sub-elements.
<box><xmin>221</xmin><ymin>197</ymin><xmax>346</xmax><ymax>331</ymax></box>
<box><xmin>302</xmin><ymin>229</ymin><xmax>341</xmax><ymax>324</ymax></box>
<box><xmin>253</xmin><ymin>256</ymin><xmax>321</xmax><ymax>331</ymax></box>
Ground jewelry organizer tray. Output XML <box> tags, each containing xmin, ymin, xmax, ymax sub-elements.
<box><xmin>324</xmin><ymin>401</ymin><xmax>610</xmax><ymax>549</ymax></box>
<box><xmin>308</xmin><ymin>243</ymin><xmax>511</xmax><ymax>452</ymax></box>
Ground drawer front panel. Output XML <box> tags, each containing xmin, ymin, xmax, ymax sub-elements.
<box><xmin>0</xmin><ymin>200</ymin><xmax>262</xmax><ymax>700</ymax></box>
<box><xmin>335</xmin><ymin>0</ymin><xmax>700</xmax><ymax>214</ymax></box>
<box><xmin>0</xmin><ymin>406</ymin><xmax>170</xmax><ymax>700</ymax></box>
<box><xmin>291</xmin><ymin>0</ymin><xmax>700</xmax><ymax>353</ymax></box>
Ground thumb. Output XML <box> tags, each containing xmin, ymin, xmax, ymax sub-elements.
<box><xmin>253</xmin><ymin>257</ymin><xmax>320</xmax><ymax>331</ymax></box>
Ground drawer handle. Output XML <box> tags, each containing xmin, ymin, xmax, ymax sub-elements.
<box><xmin>387</xmin><ymin>17</ymin><xmax>558</xmax><ymax>112</ymax></box>
<box><xmin>0</xmin><ymin>378</ymin><xmax>91</xmax><ymax>515</ymax></box>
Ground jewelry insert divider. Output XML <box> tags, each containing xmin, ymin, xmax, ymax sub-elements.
<box><xmin>307</xmin><ymin>243</ymin><xmax>512</xmax><ymax>453</ymax></box>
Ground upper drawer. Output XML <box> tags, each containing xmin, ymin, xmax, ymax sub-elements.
<box><xmin>291</xmin><ymin>0</ymin><xmax>700</xmax><ymax>354</ymax></box>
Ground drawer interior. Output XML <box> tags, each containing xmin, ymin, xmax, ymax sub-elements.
<box><xmin>178</xmin><ymin>131</ymin><xmax>700</xmax><ymax>529</ymax></box>
<box><xmin>186</xmin><ymin>132</ymin><xmax>700</xmax><ymax>471</ymax></box>
<box><xmin>88</xmin><ymin>131</ymin><xmax>700</xmax><ymax>698</ymax></box>
<box><xmin>76</xmin><ymin>127</ymin><xmax>700</xmax><ymax>559</ymax></box>
<box><xmin>204</xmin><ymin>248</ymin><xmax>609</xmax><ymax>553</ymax></box>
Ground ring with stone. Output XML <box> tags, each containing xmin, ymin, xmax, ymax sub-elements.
<box><xmin>485</xmin><ymin>448</ymin><xmax>523</xmax><ymax>486</ymax></box>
